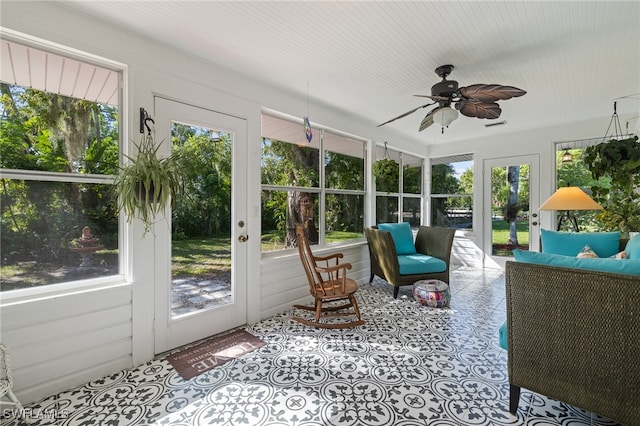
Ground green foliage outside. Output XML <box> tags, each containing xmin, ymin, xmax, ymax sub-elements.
<box><xmin>261</xmin><ymin>137</ymin><xmax>366</xmax><ymax>250</ymax></box>
<box><xmin>373</xmin><ymin>158</ymin><xmax>399</xmax><ymax>193</ymax></box>
<box><xmin>172</xmin><ymin>236</ymin><xmax>230</xmax><ymax>279</ymax></box>
<box><xmin>1</xmin><ymin>84</ymin><xmax>120</xmax><ymax>290</ymax></box>
<box><xmin>557</xmin><ymin>148</ymin><xmax>610</xmax><ymax>232</ymax></box>
<box><xmin>583</xmin><ymin>136</ymin><xmax>640</xmax><ymax>232</ymax></box>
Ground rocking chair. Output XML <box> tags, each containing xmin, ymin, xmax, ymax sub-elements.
<box><xmin>292</xmin><ymin>225</ymin><xmax>365</xmax><ymax>329</ymax></box>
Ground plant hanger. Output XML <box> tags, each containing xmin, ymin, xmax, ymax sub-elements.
<box><xmin>139</xmin><ymin>107</ymin><xmax>155</xmax><ymax>136</ymax></box>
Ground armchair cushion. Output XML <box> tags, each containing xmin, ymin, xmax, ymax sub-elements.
<box><xmin>378</xmin><ymin>222</ymin><xmax>416</xmax><ymax>255</ymax></box>
<box><xmin>398</xmin><ymin>254</ymin><xmax>447</xmax><ymax>275</ymax></box>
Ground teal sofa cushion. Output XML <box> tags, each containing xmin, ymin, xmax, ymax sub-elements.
<box><xmin>625</xmin><ymin>233</ymin><xmax>640</xmax><ymax>260</ymax></box>
<box><xmin>513</xmin><ymin>249</ymin><xmax>640</xmax><ymax>276</ymax></box>
<box><xmin>540</xmin><ymin>229</ymin><xmax>621</xmax><ymax>258</ymax></box>
<box><xmin>378</xmin><ymin>222</ymin><xmax>417</xmax><ymax>255</ymax></box>
<box><xmin>397</xmin><ymin>254</ymin><xmax>447</xmax><ymax>275</ymax></box>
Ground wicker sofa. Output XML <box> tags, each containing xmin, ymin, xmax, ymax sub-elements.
<box><xmin>505</xmin><ymin>260</ymin><xmax>640</xmax><ymax>424</ymax></box>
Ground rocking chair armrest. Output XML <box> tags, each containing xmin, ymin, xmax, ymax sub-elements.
<box><xmin>315</xmin><ymin>262</ymin><xmax>352</xmax><ymax>274</ymax></box>
<box><xmin>313</xmin><ymin>252</ymin><xmax>344</xmax><ymax>262</ymax></box>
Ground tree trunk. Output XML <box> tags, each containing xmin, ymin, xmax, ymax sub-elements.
<box><xmin>507</xmin><ymin>166</ymin><xmax>520</xmax><ymax>245</ymax></box>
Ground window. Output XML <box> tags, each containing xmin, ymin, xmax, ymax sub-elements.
<box><xmin>430</xmin><ymin>154</ymin><xmax>473</xmax><ymax>230</ymax></box>
<box><xmin>261</xmin><ymin>114</ymin><xmax>366</xmax><ymax>251</ymax></box>
<box><xmin>374</xmin><ymin>145</ymin><xmax>423</xmax><ymax>228</ymax></box>
<box><xmin>555</xmin><ymin>140</ymin><xmax>603</xmax><ymax>231</ymax></box>
<box><xmin>0</xmin><ymin>39</ymin><xmax>122</xmax><ymax>292</ymax></box>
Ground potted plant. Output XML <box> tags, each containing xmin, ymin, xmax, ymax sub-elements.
<box><xmin>112</xmin><ymin>134</ymin><xmax>185</xmax><ymax>235</ymax></box>
<box><xmin>373</xmin><ymin>158</ymin><xmax>399</xmax><ymax>193</ymax></box>
<box><xmin>583</xmin><ymin>135</ymin><xmax>640</xmax><ymax>233</ymax></box>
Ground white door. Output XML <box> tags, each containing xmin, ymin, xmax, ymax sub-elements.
<box><xmin>153</xmin><ymin>97</ymin><xmax>248</xmax><ymax>354</ymax></box>
<box><xmin>483</xmin><ymin>155</ymin><xmax>540</xmax><ymax>267</ymax></box>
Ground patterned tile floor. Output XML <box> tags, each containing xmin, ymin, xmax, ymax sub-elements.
<box><xmin>2</xmin><ymin>267</ymin><xmax>623</xmax><ymax>425</ymax></box>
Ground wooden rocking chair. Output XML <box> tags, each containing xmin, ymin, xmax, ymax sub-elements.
<box><xmin>292</xmin><ymin>225</ymin><xmax>365</xmax><ymax>329</ymax></box>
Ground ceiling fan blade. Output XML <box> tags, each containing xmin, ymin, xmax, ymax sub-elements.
<box><xmin>456</xmin><ymin>100</ymin><xmax>502</xmax><ymax>119</ymax></box>
<box><xmin>459</xmin><ymin>84</ymin><xmax>526</xmax><ymax>103</ymax></box>
<box><xmin>419</xmin><ymin>107</ymin><xmax>440</xmax><ymax>131</ymax></box>
<box><xmin>377</xmin><ymin>102</ymin><xmax>436</xmax><ymax>127</ymax></box>
<box><xmin>414</xmin><ymin>94</ymin><xmax>450</xmax><ymax>102</ymax></box>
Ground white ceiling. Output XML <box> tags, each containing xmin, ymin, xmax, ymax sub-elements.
<box><xmin>57</xmin><ymin>1</ymin><xmax>640</xmax><ymax>145</ymax></box>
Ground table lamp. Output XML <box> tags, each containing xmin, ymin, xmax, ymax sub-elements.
<box><xmin>539</xmin><ymin>186</ymin><xmax>603</xmax><ymax>232</ymax></box>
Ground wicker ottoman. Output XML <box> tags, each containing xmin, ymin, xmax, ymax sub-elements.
<box><xmin>413</xmin><ymin>279</ymin><xmax>450</xmax><ymax>307</ymax></box>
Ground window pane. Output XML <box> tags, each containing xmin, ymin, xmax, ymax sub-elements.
<box><xmin>261</xmin><ymin>138</ymin><xmax>319</xmax><ymax>187</ymax></box>
<box><xmin>0</xmin><ymin>86</ymin><xmax>119</xmax><ymax>175</ymax></box>
<box><xmin>556</xmin><ymin>146</ymin><xmax>601</xmax><ymax>231</ymax></box>
<box><xmin>403</xmin><ymin>154</ymin><xmax>422</xmax><ymax>194</ymax></box>
<box><xmin>402</xmin><ymin>197</ymin><xmax>421</xmax><ymax>228</ymax></box>
<box><xmin>324</xmin><ymin>132</ymin><xmax>365</xmax><ymax>190</ymax></box>
<box><xmin>261</xmin><ymin>189</ymin><xmax>319</xmax><ymax>251</ymax></box>
<box><xmin>376</xmin><ymin>195</ymin><xmax>398</xmax><ymax>224</ymax></box>
<box><xmin>431</xmin><ymin>196</ymin><xmax>472</xmax><ymax>229</ymax></box>
<box><xmin>1</xmin><ymin>42</ymin><xmax>121</xmax><ymax>291</ymax></box>
<box><xmin>1</xmin><ymin>179</ymin><xmax>119</xmax><ymax>291</ymax></box>
<box><xmin>325</xmin><ymin>194</ymin><xmax>364</xmax><ymax>241</ymax></box>
<box><xmin>261</xmin><ymin>115</ymin><xmax>319</xmax><ymax>187</ymax></box>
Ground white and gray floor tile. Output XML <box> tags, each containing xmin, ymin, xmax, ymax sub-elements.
<box><xmin>2</xmin><ymin>267</ymin><xmax>623</xmax><ymax>425</ymax></box>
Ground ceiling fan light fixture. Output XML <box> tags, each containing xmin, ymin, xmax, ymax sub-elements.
<box><xmin>433</xmin><ymin>106</ymin><xmax>458</xmax><ymax>130</ymax></box>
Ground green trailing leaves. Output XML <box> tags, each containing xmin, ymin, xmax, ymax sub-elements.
<box><xmin>112</xmin><ymin>135</ymin><xmax>185</xmax><ymax>235</ymax></box>
<box><xmin>583</xmin><ymin>136</ymin><xmax>640</xmax><ymax>232</ymax></box>
<box><xmin>373</xmin><ymin>158</ymin><xmax>399</xmax><ymax>193</ymax></box>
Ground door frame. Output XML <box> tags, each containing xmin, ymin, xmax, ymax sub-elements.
<box><xmin>152</xmin><ymin>96</ymin><xmax>249</xmax><ymax>354</ymax></box>
<box><xmin>483</xmin><ymin>154</ymin><xmax>540</xmax><ymax>268</ymax></box>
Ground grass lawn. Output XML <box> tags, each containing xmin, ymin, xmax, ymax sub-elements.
<box><xmin>492</xmin><ymin>219</ymin><xmax>529</xmax><ymax>256</ymax></box>
<box><xmin>491</xmin><ymin>219</ymin><xmax>530</xmax><ymax>245</ymax></box>
<box><xmin>172</xmin><ymin>236</ymin><xmax>231</xmax><ymax>279</ymax></box>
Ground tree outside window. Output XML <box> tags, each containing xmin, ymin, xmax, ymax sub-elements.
<box><xmin>430</xmin><ymin>155</ymin><xmax>473</xmax><ymax>230</ymax></box>
<box><xmin>375</xmin><ymin>146</ymin><xmax>423</xmax><ymax>227</ymax></box>
<box><xmin>1</xmin><ymin>43</ymin><xmax>121</xmax><ymax>291</ymax></box>
<box><xmin>261</xmin><ymin>115</ymin><xmax>365</xmax><ymax>251</ymax></box>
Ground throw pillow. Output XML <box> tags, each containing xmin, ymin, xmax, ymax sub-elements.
<box><xmin>577</xmin><ymin>245</ymin><xmax>598</xmax><ymax>259</ymax></box>
<box><xmin>378</xmin><ymin>222</ymin><xmax>417</xmax><ymax>255</ymax></box>
<box><xmin>609</xmin><ymin>251</ymin><xmax>626</xmax><ymax>260</ymax></box>
<box><xmin>625</xmin><ymin>233</ymin><xmax>640</xmax><ymax>260</ymax></box>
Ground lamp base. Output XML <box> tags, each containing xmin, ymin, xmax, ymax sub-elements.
<box><xmin>557</xmin><ymin>211</ymin><xmax>579</xmax><ymax>232</ymax></box>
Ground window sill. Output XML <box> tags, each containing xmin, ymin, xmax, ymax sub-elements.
<box><xmin>0</xmin><ymin>275</ymin><xmax>130</xmax><ymax>307</ymax></box>
<box><xmin>261</xmin><ymin>238</ymin><xmax>367</xmax><ymax>261</ymax></box>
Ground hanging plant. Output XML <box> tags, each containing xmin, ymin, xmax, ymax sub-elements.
<box><xmin>112</xmin><ymin>133</ymin><xmax>185</xmax><ymax>235</ymax></box>
<box><xmin>583</xmin><ymin>135</ymin><xmax>640</xmax><ymax>232</ymax></box>
<box><xmin>373</xmin><ymin>142</ymin><xmax>399</xmax><ymax>193</ymax></box>
<box><xmin>373</xmin><ymin>158</ymin><xmax>399</xmax><ymax>193</ymax></box>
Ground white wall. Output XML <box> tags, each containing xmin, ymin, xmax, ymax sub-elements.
<box><xmin>0</xmin><ymin>0</ymin><xmax>627</xmax><ymax>405</ymax></box>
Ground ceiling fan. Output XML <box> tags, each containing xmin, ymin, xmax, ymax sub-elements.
<box><xmin>378</xmin><ymin>64</ymin><xmax>526</xmax><ymax>133</ymax></box>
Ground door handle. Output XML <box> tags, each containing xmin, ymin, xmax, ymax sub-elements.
<box><xmin>238</xmin><ymin>235</ymin><xmax>249</xmax><ymax>242</ymax></box>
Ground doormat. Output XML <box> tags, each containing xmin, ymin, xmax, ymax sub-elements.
<box><xmin>166</xmin><ymin>329</ymin><xmax>266</xmax><ymax>380</ymax></box>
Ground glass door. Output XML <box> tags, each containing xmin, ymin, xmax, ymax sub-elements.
<box><xmin>153</xmin><ymin>97</ymin><xmax>248</xmax><ymax>354</ymax></box>
<box><xmin>483</xmin><ymin>155</ymin><xmax>540</xmax><ymax>267</ymax></box>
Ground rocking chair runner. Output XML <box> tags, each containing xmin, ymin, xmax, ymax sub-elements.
<box><xmin>292</xmin><ymin>225</ymin><xmax>365</xmax><ymax>329</ymax></box>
